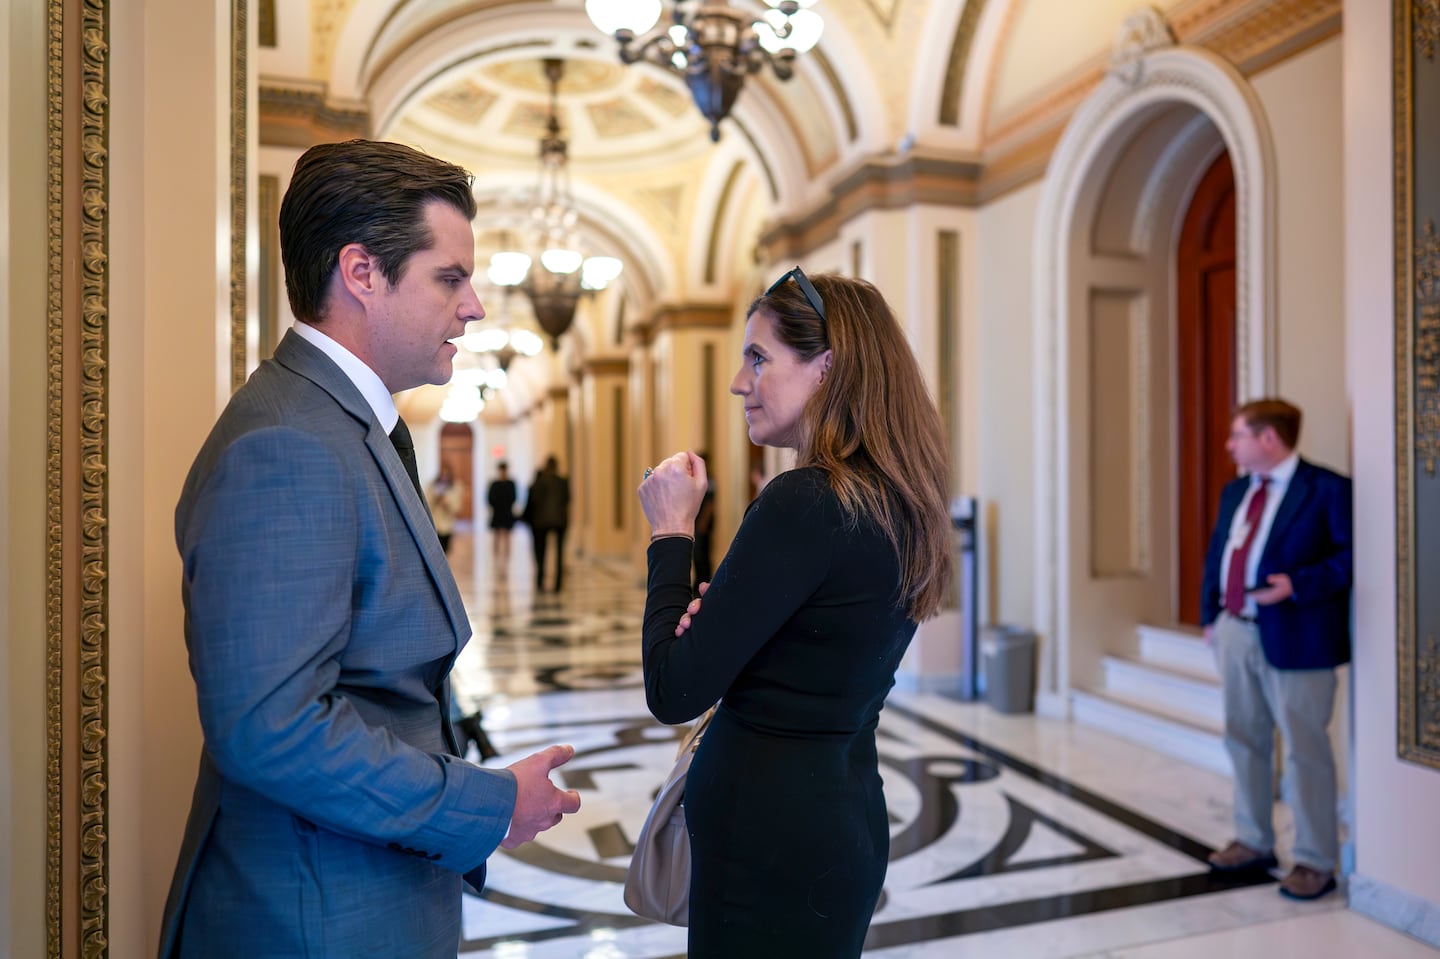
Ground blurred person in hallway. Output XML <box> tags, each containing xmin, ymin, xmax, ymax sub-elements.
<box><xmin>159</xmin><ymin>139</ymin><xmax>580</xmax><ymax>959</ymax></box>
<box><xmin>427</xmin><ymin>462</ymin><xmax>464</xmax><ymax>554</ymax></box>
<box><xmin>523</xmin><ymin>455</ymin><xmax>570</xmax><ymax>593</ymax></box>
<box><xmin>486</xmin><ymin>460</ymin><xmax>518</xmax><ymax>564</ymax></box>
<box><xmin>637</xmin><ymin>268</ymin><xmax>953</xmax><ymax>958</ymax></box>
<box><xmin>1201</xmin><ymin>398</ymin><xmax>1352</xmax><ymax>901</ymax></box>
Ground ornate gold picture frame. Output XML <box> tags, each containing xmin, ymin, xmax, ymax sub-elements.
<box><xmin>43</xmin><ymin>1</ymin><xmax>248</xmax><ymax>951</ymax></box>
<box><xmin>231</xmin><ymin>0</ymin><xmax>249</xmax><ymax>393</ymax></box>
<box><xmin>1395</xmin><ymin>0</ymin><xmax>1440</xmax><ymax>770</ymax></box>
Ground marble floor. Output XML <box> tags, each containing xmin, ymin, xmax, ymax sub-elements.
<box><xmin>445</xmin><ymin>530</ymin><xmax>1435</xmax><ymax>958</ymax></box>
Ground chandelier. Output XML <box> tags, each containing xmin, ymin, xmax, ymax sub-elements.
<box><xmin>441</xmin><ymin>311</ymin><xmax>545</xmax><ymax>423</ymax></box>
<box><xmin>585</xmin><ymin>1</ymin><xmax>824</xmax><ymax>142</ymax></box>
<box><xmin>489</xmin><ymin>58</ymin><xmax>624</xmax><ymax>349</ymax></box>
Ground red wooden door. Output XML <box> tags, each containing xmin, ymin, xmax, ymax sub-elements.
<box><xmin>1176</xmin><ymin>152</ymin><xmax>1237</xmax><ymax>625</ymax></box>
<box><xmin>440</xmin><ymin>422</ymin><xmax>475</xmax><ymax>520</ymax></box>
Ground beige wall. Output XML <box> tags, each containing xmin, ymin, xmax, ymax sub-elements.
<box><xmin>1347</xmin><ymin>0</ymin><xmax>1440</xmax><ymax>917</ymax></box>
<box><xmin>113</xmin><ymin>0</ymin><xmax>232</xmax><ymax>953</ymax></box>
<box><xmin>3</xmin><ymin>2</ymin><xmax>51</xmax><ymax>955</ymax></box>
<box><xmin>1252</xmin><ymin>37</ymin><xmax>1349</xmax><ymax>472</ymax></box>
<box><xmin>975</xmin><ymin>181</ymin><xmax>1041</xmax><ymax>629</ymax></box>
<box><xmin>823</xmin><ymin>204</ymin><xmax>980</xmax><ymax>496</ymax></box>
<box><xmin>579</xmin><ymin>369</ymin><xmax>630</xmax><ymax>556</ymax></box>
<box><xmin>649</xmin><ymin>325</ymin><xmax>728</xmax><ymax>463</ymax></box>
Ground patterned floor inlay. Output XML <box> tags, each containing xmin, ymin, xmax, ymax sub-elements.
<box><xmin>446</xmin><ymin>537</ymin><xmax>1346</xmax><ymax>958</ymax></box>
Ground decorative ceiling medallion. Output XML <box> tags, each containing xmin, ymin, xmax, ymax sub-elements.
<box><xmin>1108</xmin><ymin>5</ymin><xmax>1177</xmax><ymax>86</ymax></box>
<box><xmin>501</xmin><ymin>99</ymin><xmax>557</xmax><ymax>139</ymax></box>
<box><xmin>635</xmin><ymin>183</ymin><xmax>685</xmax><ymax>235</ymax></box>
<box><xmin>636</xmin><ymin>75</ymin><xmax>692</xmax><ymax>118</ymax></box>
<box><xmin>425</xmin><ymin>80</ymin><xmax>498</xmax><ymax>124</ymax></box>
<box><xmin>483</xmin><ymin>58</ymin><xmax>625</xmax><ymax>95</ymax></box>
<box><xmin>587</xmin><ymin>98</ymin><xmax>657</xmax><ymax>137</ymax></box>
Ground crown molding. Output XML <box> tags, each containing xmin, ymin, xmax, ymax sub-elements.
<box><xmin>583</xmin><ymin>356</ymin><xmax>630</xmax><ymax>377</ymax></box>
<box><xmin>758</xmin><ymin>151</ymin><xmax>983</xmax><ymax>261</ymax></box>
<box><xmin>259</xmin><ymin>79</ymin><xmax>371</xmax><ymax>147</ymax></box>
<box><xmin>648</xmin><ymin>304</ymin><xmax>735</xmax><ymax>333</ymax></box>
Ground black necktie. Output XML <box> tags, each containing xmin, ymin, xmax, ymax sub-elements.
<box><xmin>389</xmin><ymin>417</ymin><xmax>425</xmax><ymax>503</ymax></box>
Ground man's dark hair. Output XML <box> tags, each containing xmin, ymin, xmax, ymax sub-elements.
<box><xmin>1236</xmin><ymin>397</ymin><xmax>1302</xmax><ymax>449</ymax></box>
<box><xmin>279</xmin><ymin>139</ymin><xmax>477</xmax><ymax>322</ymax></box>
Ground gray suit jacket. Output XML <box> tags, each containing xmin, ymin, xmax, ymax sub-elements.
<box><xmin>159</xmin><ymin>330</ymin><xmax>514</xmax><ymax>958</ymax></box>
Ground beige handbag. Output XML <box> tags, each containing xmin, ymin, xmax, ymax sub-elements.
<box><xmin>623</xmin><ymin>706</ymin><xmax>717</xmax><ymax>926</ymax></box>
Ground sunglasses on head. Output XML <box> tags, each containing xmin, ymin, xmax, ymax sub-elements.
<box><xmin>766</xmin><ymin>266</ymin><xmax>827</xmax><ymax>322</ymax></box>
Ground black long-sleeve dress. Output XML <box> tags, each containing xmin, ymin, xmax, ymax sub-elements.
<box><xmin>642</xmin><ymin>467</ymin><xmax>917</xmax><ymax>958</ymax></box>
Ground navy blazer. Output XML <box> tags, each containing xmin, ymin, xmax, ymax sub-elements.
<box><xmin>1200</xmin><ymin>458</ymin><xmax>1353</xmax><ymax>669</ymax></box>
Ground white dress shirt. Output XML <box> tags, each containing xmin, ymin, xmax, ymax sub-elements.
<box><xmin>292</xmin><ymin>321</ymin><xmax>399</xmax><ymax>433</ymax></box>
<box><xmin>1218</xmin><ymin>451</ymin><xmax>1299</xmax><ymax>617</ymax></box>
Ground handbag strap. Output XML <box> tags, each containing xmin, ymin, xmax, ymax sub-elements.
<box><xmin>676</xmin><ymin>705</ymin><xmax>718</xmax><ymax>759</ymax></box>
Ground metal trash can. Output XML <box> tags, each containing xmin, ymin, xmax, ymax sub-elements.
<box><xmin>981</xmin><ymin>626</ymin><xmax>1036</xmax><ymax>714</ymax></box>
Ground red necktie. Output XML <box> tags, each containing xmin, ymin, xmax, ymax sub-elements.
<box><xmin>1224</xmin><ymin>477</ymin><xmax>1270</xmax><ymax>615</ymax></box>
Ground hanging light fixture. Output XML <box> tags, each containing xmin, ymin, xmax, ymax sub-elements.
<box><xmin>489</xmin><ymin>58</ymin><xmax>624</xmax><ymax>349</ymax></box>
<box><xmin>460</xmin><ymin>318</ymin><xmax>544</xmax><ymax>372</ymax></box>
<box><xmin>442</xmin><ymin>308</ymin><xmax>546</xmax><ymax>424</ymax></box>
<box><xmin>585</xmin><ymin>0</ymin><xmax>823</xmax><ymax>142</ymax></box>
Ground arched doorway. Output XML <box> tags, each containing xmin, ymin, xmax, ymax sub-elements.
<box><xmin>1031</xmin><ymin>44</ymin><xmax>1277</xmax><ymax>716</ymax></box>
<box><xmin>1176</xmin><ymin>151</ymin><xmax>1238</xmax><ymax>625</ymax></box>
<box><xmin>440</xmin><ymin>422</ymin><xmax>476</xmax><ymax>522</ymax></box>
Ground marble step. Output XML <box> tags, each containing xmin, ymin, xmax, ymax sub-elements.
<box><xmin>1136</xmin><ymin>623</ymin><xmax>1218</xmax><ymax>678</ymax></box>
<box><xmin>1071</xmin><ymin>687</ymin><xmax>1231</xmax><ymax>776</ymax></box>
<box><xmin>1100</xmin><ymin>654</ymin><xmax>1224</xmax><ymax>727</ymax></box>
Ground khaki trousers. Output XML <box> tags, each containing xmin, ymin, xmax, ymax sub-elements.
<box><xmin>1214</xmin><ymin>612</ymin><xmax>1338</xmax><ymax>872</ymax></box>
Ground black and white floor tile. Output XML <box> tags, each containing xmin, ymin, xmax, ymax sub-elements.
<box><xmin>445</xmin><ymin>532</ymin><xmax>1435</xmax><ymax>958</ymax></box>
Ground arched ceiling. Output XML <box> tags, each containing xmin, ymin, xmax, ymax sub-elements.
<box><xmin>385</xmin><ymin>51</ymin><xmax>716</xmax><ymax>168</ymax></box>
<box><xmin>331</xmin><ymin>1</ymin><xmax>869</xmax><ymax>321</ymax></box>
<box><xmin>275</xmin><ymin>1</ymin><xmax>1026</xmax><ymax>320</ymax></box>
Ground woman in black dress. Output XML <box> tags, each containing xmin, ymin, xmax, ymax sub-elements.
<box><xmin>636</xmin><ymin>269</ymin><xmax>953</xmax><ymax>957</ymax></box>
<box><xmin>486</xmin><ymin>461</ymin><xmax>518</xmax><ymax>562</ymax></box>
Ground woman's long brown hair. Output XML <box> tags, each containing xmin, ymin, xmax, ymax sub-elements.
<box><xmin>750</xmin><ymin>272</ymin><xmax>955</xmax><ymax>621</ymax></box>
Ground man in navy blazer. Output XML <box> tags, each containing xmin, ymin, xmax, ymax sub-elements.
<box><xmin>1200</xmin><ymin>398</ymin><xmax>1351</xmax><ymax>901</ymax></box>
<box><xmin>159</xmin><ymin>140</ymin><xmax>582</xmax><ymax>957</ymax></box>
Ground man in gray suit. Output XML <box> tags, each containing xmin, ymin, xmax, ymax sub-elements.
<box><xmin>159</xmin><ymin>140</ymin><xmax>581</xmax><ymax>958</ymax></box>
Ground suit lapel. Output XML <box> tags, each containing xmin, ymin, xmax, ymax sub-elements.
<box><xmin>1217</xmin><ymin>478</ymin><xmax>1247</xmax><ymax>530</ymax></box>
<box><xmin>273</xmin><ymin>331</ymin><xmax>471</xmax><ymax>652</ymax></box>
<box><xmin>1260</xmin><ymin>459</ymin><xmax>1314</xmax><ymax>565</ymax></box>
<box><xmin>363</xmin><ymin>425</ymin><xmax>470</xmax><ymax>645</ymax></box>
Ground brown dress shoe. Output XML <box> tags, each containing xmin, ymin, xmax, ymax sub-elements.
<box><xmin>1279</xmin><ymin>865</ymin><xmax>1337</xmax><ymax>900</ymax></box>
<box><xmin>1208</xmin><ymin>840</ymin><xmax>1279</xmax><ymax>872</ymax></box>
